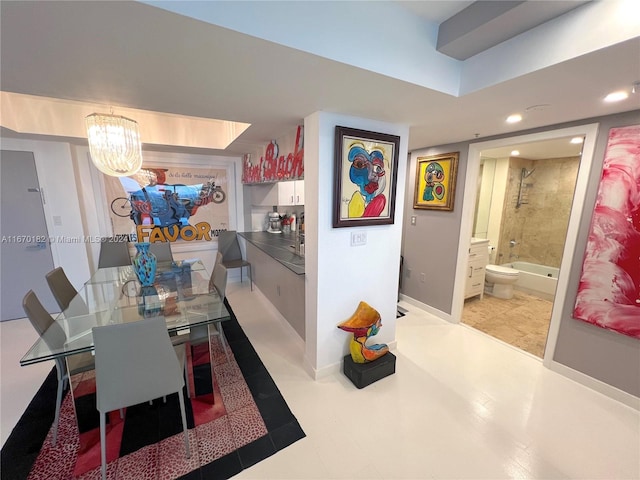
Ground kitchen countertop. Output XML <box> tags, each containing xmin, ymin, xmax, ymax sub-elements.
<box><xmin>238</xmin><ymin>231</ymin><xmax>305</xmax><ymax>275</ymax></box>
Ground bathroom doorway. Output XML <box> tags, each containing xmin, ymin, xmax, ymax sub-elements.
<box><xmin>452</xmin><ymin>125</ymin><xmax>600</xmax><ymax>361</ymax></box>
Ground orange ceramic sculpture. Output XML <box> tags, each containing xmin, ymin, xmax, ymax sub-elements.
<box><xmin>337</xmin><ymin>301</ymin><xmax>389</xmax><ymax>363</ymax></box>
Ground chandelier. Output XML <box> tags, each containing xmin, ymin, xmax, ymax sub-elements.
<box><xmin>85</xmin><ymin>113</ymin><xmax>143</xmax><ymax>177</ymax></box>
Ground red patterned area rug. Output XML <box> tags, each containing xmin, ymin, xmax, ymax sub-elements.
<box><xmin>2</xmin><ymin>303</ymin><xmax>305</xmax><ymax>480</ymax></box>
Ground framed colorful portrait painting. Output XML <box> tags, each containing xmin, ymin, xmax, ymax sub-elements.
<box><xmin>413</xmin><ymin>152</ymin><xmax>459</xmax><ymax>211</ymax></box>
<box><xmin>333</xmin><ymin>126</ymin><xmax>400</xmax><ymax>228</ymax></box>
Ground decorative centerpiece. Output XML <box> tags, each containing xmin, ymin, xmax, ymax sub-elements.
<box><xmin>338</xmin><ymin>301</ymin><xmax>395</xmax><ymax>389</ymax></box>
<box><xmin>132</xmin><ymin>242</ymin><xmax>157</xmax><ymax>286</ymax></box>
<box><xmin>337</xmin><ymin>301</ymin><xmax>389</xmax><ymax>363</ymax></box>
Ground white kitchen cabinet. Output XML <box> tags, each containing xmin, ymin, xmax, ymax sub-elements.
<box><xmin>465</xmin><ymin>239</ymin><xmax>489</xmax><ymax>299</ymax></box>
<box><xmin>294</xmin><ymin>180</ymin><xmax>304</xmax><ymax>205</ymax></box>
<box><xmin>250</xmin><ymin>180</ymin><xmax>304</xmax><ymax>207</ymax></box>
<box><xmin>277</xmin><ymin>180</ymin><xmax>304</xmax><ymax>206</ymax></box>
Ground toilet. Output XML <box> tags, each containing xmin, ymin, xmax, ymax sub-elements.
<box><xmin>485</xmin><ymin>265</ymin><xmax>519</xmax><ymax>299</ymax></box>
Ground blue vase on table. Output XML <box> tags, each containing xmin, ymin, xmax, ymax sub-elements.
<box><xmin>132</xmin><ymin>242</ymin><xmax>157</xmax><ymax>286</ymax></box>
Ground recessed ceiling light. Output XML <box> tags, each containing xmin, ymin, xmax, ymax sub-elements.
<box><xmin>506</xmin><ymin>114</ymin><xmax>522</xmax><ymax>124</ymax></box>
<box><xmin>570</xmin><ymin>137</ymin><xmax>584</xmax><ymax>144</ymax></box>
<box><xmin>604</xmin><ymin>91</ymin><xmax>629</xmax><ymax>102</ymax></box>
<box><xmin>511</xmin><ymin>150</ymin><xmax>520</xmax><ymax>156</ymax></box>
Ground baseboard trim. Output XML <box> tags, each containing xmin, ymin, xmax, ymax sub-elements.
<box><xmin>304</xmin><ymin>341</ymin><xmax>399</xmax><ymax>381</ymax></box>
<box><xmin>547</xmin><ymin>360</ymin><xmax>640</xmax><ymax>411</ymax></box>
<box><xmin>399</xmin><ymin>294</ymin><xmax>455</xmax><ymax>323</ymax></box>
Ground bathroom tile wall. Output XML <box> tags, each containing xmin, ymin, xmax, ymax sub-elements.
<box><xmin>497</xmin><ymin>156</ymin><xmax>580</xmax><ymax>268</ymax></box>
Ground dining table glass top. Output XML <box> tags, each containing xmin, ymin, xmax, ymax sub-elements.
<box><xmin>86</xmin><ymin>259</ymin><xmax>206</xmax><ymax>285</ymax></box>
<box><xmin>20</xmin><ymin>260</ymin><xmax>229</xmax><ymax>366</ymax></box>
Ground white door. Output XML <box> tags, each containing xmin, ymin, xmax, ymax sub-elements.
<box><xmin>1</xmin><ymin>150</ymin><xmax>57</xmax><ymax>320</ymax></box>
<box><xmin>294</xmin><ymin>180</ymin><xmax>305</xmax><ymax>205</ymax></box>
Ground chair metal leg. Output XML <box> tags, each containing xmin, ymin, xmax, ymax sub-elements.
<box><xmin>177</xmin><ymin>390</ymin><xmax>191</xmax><ymax>458</ymax></box>
<box><xmin>184</xmin><ymin>357</ymin><xmax>191</xmax><ymax>399</ymax></box>
<box><xmin>100</xmin><ymin>412</ymin><xmax>107</xmax><ymax>480</ymax></box>
<box><xmin>249</xmin><ymin>264</ymin><xmax>253</xmax><ymax>291</ymax></box>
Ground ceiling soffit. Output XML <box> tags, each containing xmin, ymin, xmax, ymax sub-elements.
<box><xmin>0</xmin><ymin>92</ymin><xmax>250</xmax><ymax>150</ymax></box>
<box><xmin>436</xmin><ymin>1</ymin><xmax>590</xmax><ymax>60</ymax></box>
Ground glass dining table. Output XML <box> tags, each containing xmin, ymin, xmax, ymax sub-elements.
<box><xmin>20</xmin><ymin>259</ymin><xmax>230</xmax><ymax>441</ymax></box>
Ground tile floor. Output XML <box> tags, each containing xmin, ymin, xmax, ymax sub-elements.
<box><xmin>462</xmin><ymin>290</ymin><xmax>553</xmax><ymax>358</ymax></box>
<box><xmin>2</xmin><ymin>282</ymin><xmax>639</xmax><ymax>479</ymax></box>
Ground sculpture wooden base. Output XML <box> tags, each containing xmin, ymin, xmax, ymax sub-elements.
<box><xmin>343</xmin><ymin>352</ymin><xmax>396</xmax><ymax>389</ymax></box>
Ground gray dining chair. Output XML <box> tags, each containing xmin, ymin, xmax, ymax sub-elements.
<box><xmin>212</xmin><ymin>262</ymin><xmax>228</xmax><ymax>302</ymax></box>
<box><xmin>208</xmin><ymin>251</ymin><xmax>223</xmax><ymax>293</ymax></box>
<box><xmin>174</xmin><ymin>261</ymin><xmax>231</xmax><ymax>364</ymax></box>
<box><xmin>204</xmin><ymin>262</ymin><xmax>231</xmax><ymax>361</ymax></box>
<box><xmin>45</xmin><ymin>267</ymin><xmax>77</xmax><ymax>312</ymax></box>
<box><xmin>149</xmin><ymin>241</ymin><xmax>173</xmax><ymax>262</ymax></box>
<box><xmin>211</xmin><ymin>263</ymin><xmax>230</xmax><ymax>361</ymax></box>
<box><xmin>23</xmin><ymin>290</ymin><xmax>95</xmax><ymax>445</ymax></box>
<box><xmin>93</xmin><ymin>317</ymin><xmax>190</xmax><ymax>480</ymax></box>
<box><xmin>218</xmin><ymin>231</ymin><xmax>252</xmax><ymax>290</ymax></box>
<box><xmin>97</xmin><ymin>237</ymin><xmax>131</xmax><ymax>268</ymax></box>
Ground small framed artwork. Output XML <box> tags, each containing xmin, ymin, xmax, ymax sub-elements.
<box><xmin>413</xmin><ymin>152</ymin><xmax>459</xmax><ymax>211</ymax></box>
<box><xmin>333</xmin><ymin>126</ymin><xmax>400</xmax><ymax>228</ymax></box>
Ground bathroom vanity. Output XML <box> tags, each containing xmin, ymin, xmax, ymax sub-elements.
<box><xmin>465</xmin><ymin>238</ymin><xmax>490</xmax><ymax>300</ymax></box>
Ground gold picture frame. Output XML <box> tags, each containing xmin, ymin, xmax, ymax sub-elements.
<box><xmin>413</xmin><ymin>152</ymin><xmax>459</xmax><ymax>211</ymax></box>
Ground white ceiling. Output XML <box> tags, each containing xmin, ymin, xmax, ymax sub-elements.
<box><xmin>480</xmin><ymin>136</ymin><xmax>584</xmax><ymax>160</ymax></box>
<box><xmin>1</xmin><ymin>1</ymin><xmax>639</xmax><ymax>156</ymax></box>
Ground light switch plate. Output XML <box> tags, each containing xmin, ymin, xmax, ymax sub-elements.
<box><xmin>351</xmin><ymin>231</ymin><xmax>367</xmax><ymax>246</ymax></box>
<box><xmin>411</xmin><ymin>216</ymin><xmax>416</xmax><ymax>225</ymax></box>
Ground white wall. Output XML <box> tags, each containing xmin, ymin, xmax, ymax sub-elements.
<box><xmin>1</xmin><ymin>138</ymin><xmax>91</xmax><ymax>289</ymax></box>
<box><xmin>473</xmin><ymin>157</ymin><xmax>495</xmax><ymax>238</ymax></box>
<box><xmin>303</xmin><ymin>111</ymin><xmax>409</xmax><ymax>377</ymax></box>
<box><xmin>487</xmin><ymin>157</ymin><xmax>509</xmax><ymax>260</ymax></box>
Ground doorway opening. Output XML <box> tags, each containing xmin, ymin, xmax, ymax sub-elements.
<box><xmin>452</xmin><ymin>124</ymin><xmax>599</xmax><ymax>362</ymax></box>
<box><xmin>462</xmin><ymin>136</ymin><xmax>583</xmax><ymax>357</ymax></box>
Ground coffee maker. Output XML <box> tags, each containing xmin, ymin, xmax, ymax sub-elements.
<box><xmin>267</xmin><ymin>212</ymin><xmax>281</xmax><ymax>233</ymax></box>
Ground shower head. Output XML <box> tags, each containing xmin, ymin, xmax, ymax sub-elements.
<box><xmin>522</xmin><ymin>168</ymin><xmax>536</xmax><ymax>178</ymax></box>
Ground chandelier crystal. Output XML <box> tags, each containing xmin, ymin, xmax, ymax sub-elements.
<box><xmin>86</xmin><ymin>113</ymin><xmax>143</xmax><ymax>177</ymax></box>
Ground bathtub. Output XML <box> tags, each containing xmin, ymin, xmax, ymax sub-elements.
<box><xmin>501</xmin><ymin>261</ymin><xmax>559</xmax><ymax>301</ymax></box>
